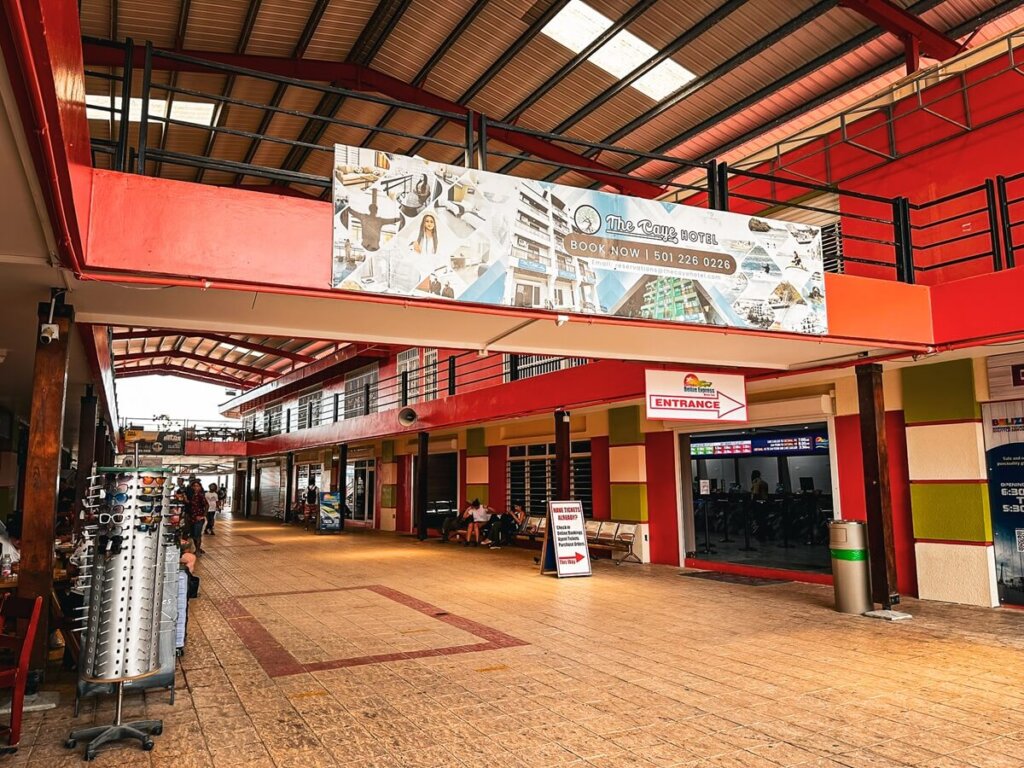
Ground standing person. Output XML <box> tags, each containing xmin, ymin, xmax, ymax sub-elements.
<box><xmin>204</xmin><ymin>483</ymin><xmax>220</xmax><ymax>536</ymax></box>
<box><xmin>186</xmin><ymin>480</ymin><xmax>209</xmax><ymax>554</ymax></box>
<box><xmin>750</xmin><ymin>470</ymin><xmax>770</xmax><ymax>542</ymax></box>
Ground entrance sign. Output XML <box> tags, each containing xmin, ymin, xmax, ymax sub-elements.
<box><xmin>540</xmin><ymin>501</ymin><xmax>592</xmax><ymax>578</ymax></box>
<box><xmin>982</xmin><ymin>400</ymin><xmax>1024</xmax><ymax>605</ymax></box>
<box><xmin>331</xmin><ymin>144</ymin><xmax>827</xmax><ymax>335</ymax></box>
<box><xmin>645</xmin><ymin>370</ymin><xmax>747</xmax><ymax>422</ymax></box>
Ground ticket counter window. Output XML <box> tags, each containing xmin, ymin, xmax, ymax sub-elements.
<box><xmin>685</xmin><ymin>424</ymin><xmax>834</xmax><ymax>573</ymax></box>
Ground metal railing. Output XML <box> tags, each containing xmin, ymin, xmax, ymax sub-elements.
<box><xmin>84</xmin><ymin>36</ymin><xmax>1024</xmax><ymax>286</ymax></box>
<box><xmin>243</xmin><ymin>352</ymin><xmax>590</xmax><ymax>440</ymax></box>
<box><xmin>119</xmin><ymin>417</ymin><xmax>245</xmax><ymax>442</ymax></box>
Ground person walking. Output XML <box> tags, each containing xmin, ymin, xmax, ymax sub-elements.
<box><xmin>186</xmin><ymin>480</ymin><xmax>209</xmax><ymax>554</ymax></box>
<box><xmin>204</xmin><ymin>483</ymin><xmax>220</xmax><ymax>536</ymax></box>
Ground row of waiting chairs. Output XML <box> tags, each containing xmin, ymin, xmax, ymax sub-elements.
<box><xmin>518</xmin><ymin>516</ymin><xmax>641</xmax><ymax>565</ymax></box>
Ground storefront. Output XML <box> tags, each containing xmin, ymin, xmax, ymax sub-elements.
<box><xmin>346</xmin><ymin>454</ymin><xmax>377</xmax><ymax>526</ymax></box>
<box><xmin>680</xmin><ymin>421</ymin><xmax>837</xmax><ymax>574</ymax></box>
<box><xmin>414</xmin><ymin>451</ymin><xmax>458</xmax><ymax>529</ymax></box>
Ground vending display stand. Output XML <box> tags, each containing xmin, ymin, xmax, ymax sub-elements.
<box><xmin>65</xmin><ymin>467</ymin><xmax>179</xmax><ymax>761</ymax></box>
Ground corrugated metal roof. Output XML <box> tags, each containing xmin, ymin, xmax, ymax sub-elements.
<box><xmin>80</xmin><ymin>0</ymin><xmax>1024</xmax><ymax>198</ymax></box>
<box><xmin>110</xmin><ymin>328</ymin><xmax>341</xmax><ymax>389</ymax></box>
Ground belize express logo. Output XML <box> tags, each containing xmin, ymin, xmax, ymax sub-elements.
<box><xmin>683</xmin><ymin>373</ymin><xmax>716</xmax><ymax>395</ymax></box>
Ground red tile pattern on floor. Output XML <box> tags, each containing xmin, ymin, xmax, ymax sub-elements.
<box><xmin>213</xmin><ymin>585</ymin><xmax>527</xmax><ymax>678</ymax></box>
<box><xmin>19</xmin><ymin>516</ymin><xmax>1024</xmax><ymax>768</ymax></box>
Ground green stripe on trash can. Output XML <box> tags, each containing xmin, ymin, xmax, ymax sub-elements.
<box><xmin>830</xmin><ymin>548</ymin><xmax>867</xmax><ymax>561</ymax></box>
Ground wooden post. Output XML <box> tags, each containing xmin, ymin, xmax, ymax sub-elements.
<box><xmin>18</xmin><ymin>298</ymin><xmax>74</xmax><ymax>673</ymax></box>
<box><xmin>73</xmin><ymin>387</ymin><xmax>98</xmax><ymax>533</ymax></box>
<box><xmin>415</xmin><ymin>432</ymin><xmax>428</xmax><ymax>540</ymax></box>
<box><xmin>554</xmin><ymin>410</ymin><xmax>571</xmax><ymax>499</ymax></box>
<box><xmin>856</xmin><ymin>363</ymin><xmax>899</xmax><ymax>608</ymax></box>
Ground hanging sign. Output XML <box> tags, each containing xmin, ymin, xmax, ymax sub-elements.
<box><xmin>131</xmin><ymin>431</ymin><xmax>185</xmax><ymax>456</ymax></box>
<box><xmin>331</xmin><ymin>144</ymin><xmax>827</xmax><ymax>335</ymax></box>
<box><xmin>645</xmin><ymin>370</ymin><xmax>747</xmax><ymax>422</ymax></box>
<box><xmin>540</xmin><ymin>501</ymin><xmax>592</xmax><ymax>578</ymax></box>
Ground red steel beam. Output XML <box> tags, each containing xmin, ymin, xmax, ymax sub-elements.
<box><xmin>839</xmin><ymin>0</ymin><xmax>964</xmax><ymax>61</ymax></box>
<box><xmin>116</xmin><ymin>350</ymin><xmax>282</xmax><ymax>378</ymax></box>
<box><xmin>115</xmin><ymin>364</ymin><xmax>255</xmax><ymax>389</ymax></box>
<box><xmin>110</xmin><ymin>328</ymin><xmax>316</xmax><ymax>362</ymax></box>
<box><xmin>79</xmin><ymin>43</ymin><xmax>665</xmax><ymax>199</ymax></box>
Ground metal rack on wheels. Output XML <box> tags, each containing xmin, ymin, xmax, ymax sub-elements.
<box><xmin>65</xmin><ymin>466</ymin><xmax>180</xmax><ymax>761</ymax></box>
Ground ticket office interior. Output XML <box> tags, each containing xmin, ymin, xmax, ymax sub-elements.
<box><xmin>682</xmin><ymin>422</ymin><xmax>835</xmax><ymax>573</ymax></box>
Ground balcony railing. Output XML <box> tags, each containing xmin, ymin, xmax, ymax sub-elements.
<box><xmin>243</xmin><ymin>351</ymin><xmax>592</xmax><ymax>439</ymax></box>
<box><xmin>119</xmin><ymin>417</ymin><xmax>245</xmax><ymax>442</ymax></box>
<box><xmin>84</xmin><ymin>32</ymin><xmax>1024</xmax><ymax>286</ymax></box>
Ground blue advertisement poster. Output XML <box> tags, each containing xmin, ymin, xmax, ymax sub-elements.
<box><xmin>983</xmin><ymin>401</ymin><xmax>1024</xmax><ymax>605</ymax></box>
<box><xmin>318</xmin><ymin>491</ymin><xmax>342</xmax><ymax>533</ymax></box>
<box><xmin>332</xmin><ymin>144</ymin><xmax>827</xmax><ymax>335</ymax></box>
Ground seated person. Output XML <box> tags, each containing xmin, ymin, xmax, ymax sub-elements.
<box><xmin>463</xmin><ymin>499</ymin><xmax>494</xmax><ymax>546</ymax></box>
<box><xmin>440</xmin><ymin>507</ymin><xmax>468</xmax><ymax>542</ymax></box>
<box><xmin>480</xmin><ymin>508</ymin><xmax>505</xmax><ymax>548</ymax></box>
<box><xmin>179</xmin><ymin>538</ymin><xmax>197</xmax><ymax>575</ymax></box>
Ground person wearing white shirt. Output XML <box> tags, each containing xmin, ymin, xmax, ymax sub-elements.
<box><xmin>204</xmin><ymin>483</ymin><xmax>220</xmax><ymax>536</ymax></box>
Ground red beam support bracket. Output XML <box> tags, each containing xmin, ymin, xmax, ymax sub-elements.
<box><xmin>840</xmin><ymin>0</ymin><xmax>965</xmax><ymax>73</ymax></box>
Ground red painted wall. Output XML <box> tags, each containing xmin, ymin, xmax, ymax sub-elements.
<box><xmin>834</xmin><ymin>412</ymin><xmax>917</xmax><ymax>597</ymax></box>
<box><xmin>395</xmin><ymin>455</ymin><xmax>411</xmax><ymax>532</ymax></box>
<box><xmin>645</xmin><ymin>431</ymin><xmax>679</xmax><ymax>567</ymax></box>
<box><xmin>488</xmin><ymin>446</ymin><xmax>507</xmax><ymax>512</ymax></box>
<box><xmin>591</xmin><ymin>436</ymin><xmax>611</xmax><ymax>521</ymax></box>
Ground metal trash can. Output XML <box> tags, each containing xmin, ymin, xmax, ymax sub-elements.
<box><xmin>829</xmin><ymin>520</ymin><xmax>872</xmax><ymax>614</ymax></box>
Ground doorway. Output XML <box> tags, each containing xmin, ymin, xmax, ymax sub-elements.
<box><xmin>346</xmin><ymin>459</ymin><xmax>376</xmax><ymax>525</ymax></box>
<box><xmin>681</xmin><ymin>422</ymin><xmax>835</xmax><ymax>574</ymax></box>
<box><xmin>413</xmin><ymin>451</ymin><xmax>458</xmax><ymax>530</ymax></box>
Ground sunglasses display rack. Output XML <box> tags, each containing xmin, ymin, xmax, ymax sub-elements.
<box><xmin>66</xmin><ymin>467</ymin><xmax>177</xmax><ymax>760</ymax></box>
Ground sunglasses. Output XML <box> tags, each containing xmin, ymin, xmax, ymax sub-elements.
<box><xmin>137</xmin><ymin>504</ymin><xmax>163</xmax><ymax>514</ymax></box>
<box><xmin>110</xmin><ymin>492</ymin><xmax>131</xmax><ymax>505</ymax></box>
<box><xmin>98</xmin><ymin>512</ymin><xmax>126</xmax><ymax>525</ymax></box>
<box><xmin>104</xmin><ymin>472</ymin><xmax>132</xmax><ymax>482</ymax></box>
<box><xmin>140</xmin><ymin>475</ymin><xmax>167</xmax><ymax>487</ymax></box>
<box><xmin>139</xmin><ymin>486</ymin><xmax>162</xmax><ymax>497</ymax></box>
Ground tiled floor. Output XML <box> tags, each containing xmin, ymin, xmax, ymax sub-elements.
<box><xmin>18</xmin><ymin>517</ymin><xmax>1024</xmax><ymax>767</ymax></box>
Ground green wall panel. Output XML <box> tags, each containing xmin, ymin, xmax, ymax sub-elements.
<box><xmin>609</xmin><ymin>405</ymin><xmax>643</xmax><ymax>446</ymax></box>
<box><xmin>910</xmin><ymin>482</ymin><xmax>991</xmax><ymax>542</ymax></box>
<box><xmin>380</xmin><ymin>484</ymin><xmax>396</xmax><ymax>508</ymax></box>
<box><xmin>610</xmin><ymin>483</ymin><xmax>648</xmax><ymax>522</ymax></box>
<box><xmin>466</xmin><ymin>428</ymin><xmax>487</xmax><ymax>457</ymax></box>
<box><xmin>465</xmin><ymin>483</ymin><xmax>489</xmax><ymax>505</ymax></box>
<box><xmin>381</xmin><ymin>440</ymin><xmax>395</xmax><ymax>463</ymax></box>
<box><xmin>902</xmin><ymin>360</ymin><xmax>980</xmax><ymax>424</ymax></box>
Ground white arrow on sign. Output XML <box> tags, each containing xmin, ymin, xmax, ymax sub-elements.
<box><xmin>645</xmin><ymin>370</ymin><xmax>748</xmax><ymax>422</ymax></box>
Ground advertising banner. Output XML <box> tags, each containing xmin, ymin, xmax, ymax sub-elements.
<box><xmin>128</xmin><ymin>431</ymin><xmax>185</xmax><ymax>456</ymax></box>
<box><xmin>332</xmin><ymin>144</ymin><xmax>827</xmax><ymax>334</ymax></box>
<box><xmin>982</xmin><ymin>400</ymin><xmax>1024</xmax><ymax>605</ymax></box>
<box><xmin>318</xmin><ymin>491</ymin><xmax>343</xmax><ymax>533</ymax></box>
<box><xmin>540</xmin><ymin>501</ymin><xmax>592</xmax><ymax>578</ymax></box>
<box><xmin>645</xmin><ymin>370</ymin><xmax>747</xmax><ymax>422</ymax></box>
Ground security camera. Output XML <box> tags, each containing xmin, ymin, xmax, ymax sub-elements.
<box><xmin>39</xmin><ymin>323</ymin><xmax>59</xmax><ymax>345</ymax></box>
